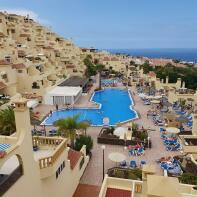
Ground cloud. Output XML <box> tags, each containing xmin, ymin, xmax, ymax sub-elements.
<box><xmin>0</xmin><ymin>8</ymin><xmax>50</xmax><ymax>25</ymax></box>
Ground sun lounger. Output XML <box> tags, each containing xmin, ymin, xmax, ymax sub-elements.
<box><xmin>160</xmin><ymin>128</ymin><xmax>166</xmax><ymax>132</ymax></box>
<box><xmin>130</xmin><ymin>160</ymin><xmax>137</xmax><ymax>168</ymax></box>
<box><xmin>166</xmin><ymin>143</ymin><xmax>181</xmax><ymax>151</ymax></box>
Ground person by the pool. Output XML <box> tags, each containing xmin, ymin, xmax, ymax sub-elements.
<box><xmin>56</xmin><ymin>104</ymin><xmax>58</xmax><ymax>111</ymax></box>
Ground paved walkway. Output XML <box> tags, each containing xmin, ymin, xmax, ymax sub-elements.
<box><xmin>80</xmin><ymin>86</ymin><xmax>179</xmax><ymax>186</ymax></box>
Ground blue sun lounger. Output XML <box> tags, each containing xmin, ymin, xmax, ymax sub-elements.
<box><xmin>0</xmin><ymin>143</ymin><xmax>11</xmax><ymax>151</ymax></box>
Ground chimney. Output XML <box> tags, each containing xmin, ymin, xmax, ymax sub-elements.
<box><xmin>14</xmin><ymin>98</ymin><xmax>31</xmax><ymax>137</ymax></box>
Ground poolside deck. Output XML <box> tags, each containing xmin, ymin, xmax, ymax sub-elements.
<box><xmin>33</xmin><ymin>83</ymin><xmax>180</xmax><ymax>188</ymax></box>
<box><xmin>79</xmin><ymin>86</ymin><xmax>179</xmax><ymax>186</ymax></box>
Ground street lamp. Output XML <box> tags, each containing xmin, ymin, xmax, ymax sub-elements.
<box><xmin>101</xmin><ymin>145</ymin><xmax>106</xmax><ymax>181</ymax></box>
<box><xmin>147</xmin><ymin>137</ymin><xmax>150</xmax><ymax>148</ymax></box>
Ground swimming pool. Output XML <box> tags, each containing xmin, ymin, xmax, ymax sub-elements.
<box><xmin>42</xmin><ymin>89</ymin><xmax>138</xmax><ymax>126</ymax></box>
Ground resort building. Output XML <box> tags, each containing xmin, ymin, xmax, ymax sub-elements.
<box><xmin>0</xmin><ymin>12</ymin><xmax>87</xmax><ymax>103</ymax></box>
<box><xmin>168</xmin><ymin>88</ymin><xmax>197</xmax><ymax>106</ymax></box>
<box><xmin>44</xmin><ymin>86</ymin><xmax>82</xmax><ymax>105</ymax></box>
<box><xmin>0</xmin><ymin>98</ymin><xmax>89</xmax><ymax>197</ymax></box>
<box><xmin>99</xmin><ymin>170</ymin><xmax>197</xmax><ymax>197</ymax></box>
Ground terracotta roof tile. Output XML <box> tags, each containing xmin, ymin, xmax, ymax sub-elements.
<box><xmin>68</xmin><ymin>149</ymin><xmax>82</xmax><ymax>170</ymax></box>
<box><xmin>111</xmin><ymin>57</ymin><xmax>119</xmax><ymax>61</ymax></box>
<box><xmin>43</xmin><ymin>46</ymin><xmax>54</xmax><ymax>50</ymax></box>
<box><xmin>148</xmin><ymin>71</ymin><xmax>156</xmax><ymax>77</ymax></box>
<box><xmin>105</xmin><ymin>188</ymin><xmax>131</xmax><ymax>197</ymax></box>
<box><xmin>66</xmin><ymin>64</ymin><xmax>76</xmax><ymax>69</ymax></box>
<box><xmin>12</xmin><ymin>63</ymin><xmax>26</xmax><ymax>69</ymax></box>
<box><xmin>20</xmin><ymin>33</ymin><xmax>30</xmax><ymax>37</ymax></box>
<box><xmin>103</xmin><ymin>57</ymin><xmax>110</xmax><ymax>61</ymax></box>
<box><xmin>0</xmin><ymin>60</ymin><xmax>10</xmax><ymax>65</ymax></box>
<box><xmin>0</xmin><ymin>81</ymin><xmax>7</xmax><ymax>90</ymax></box>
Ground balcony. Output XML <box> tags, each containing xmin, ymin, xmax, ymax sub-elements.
<box><xmin>179</xmin><ymin>135</ymin><xmax>197</xmax><ymax>153</ymax></box>
<box><xmin>99</xmin><ymin>176</ymin><xmax>143</xmax><ymax>197</ymax></box>
<box><xmin>32</xmin><ymin>136</ymin><xmax>67</xmax><ymax>177</ymax></box>
<box><xmin>60</xmin><ymin>56</ymin><xmax>70</xmax><ymax>62</ymax></box>
<box><xmin>35</xmin><ymin>37</ymin><xmax>45</xmax><ymax>46</ymax></box>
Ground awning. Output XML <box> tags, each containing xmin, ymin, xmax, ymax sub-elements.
<box><xmin>27</xmin><ymin>99</ymin><xmax>39</xmax><ymax>108</ymax></box>
<box><xmin>151</xmin><ymin>100</ymin><xmax>160</xmax><ymax>104</ymax></box>
<box><xmin>166</xmin><ymin>127</ymin><xmax>180</xmax><ymax>134</ymax></box>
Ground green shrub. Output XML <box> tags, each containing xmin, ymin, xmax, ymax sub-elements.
<box><xmin>111</xmin><ymin>168</ymin><xmax>142</xmax><ymax>180</ymax></box>
<box><xmin>114</xmin><ymin>169</ymin><xmax>125</xmax><ymax>178</ymax></box>
<box><xmin>75</xmin><ymin>135</ymin><xmax>93</xmax><ymax>154</ymax></box>
<box><xmin>179</xmin><ymin>173</ymin><xmax>197</xmax><ymax>185</ymax></box>
<box><xmin>132</xmin><ymin>168</ymin><xmax>142</xmax><ymax>180</ymax></box>
<box><xmin>102</xmin><ymin>127</ymin><xmax>114</xmax><ymax>135</ymax></box>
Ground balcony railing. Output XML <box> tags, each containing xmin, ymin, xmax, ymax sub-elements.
<box><xmin>32</xmin><ymin>136</ymin><xmax>67</xmax><ymax>169</ymax></box>
<box><xmin>179</xmin><ymin>135</ymin><xmax>197</xmax><ymax>153</ymax></box>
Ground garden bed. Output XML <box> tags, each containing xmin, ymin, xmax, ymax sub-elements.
<box><xmin>107</xmin><ymin>167</ymin><xmax>142</xmax><ymax>180</ymax></box>
<box><xmin>97</xmin><ymin>127</ymin><xmax>151</xmax><ymax>148</ymax></box>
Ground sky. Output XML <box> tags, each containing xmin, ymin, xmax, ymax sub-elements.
<box><xmin>0</xmin><ymin>0</ymin><xmax>197</xmax><ymax>49</ymax></box>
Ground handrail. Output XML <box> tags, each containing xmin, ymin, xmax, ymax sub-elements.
<box><xmin>32</xmin><ymin>136</ymin><xmax>64</xmax><ymax>147</ymax></box>
<box><xmin>37</xmin><ymin>137</ymin><xmax>67</xmax><ymax>169</ymax></box>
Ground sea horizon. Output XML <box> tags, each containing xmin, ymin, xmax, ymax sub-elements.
<box><xmin>103</xmin><ymin>48</ymin><xmax>197</xmax><ymax>63</ymax></box>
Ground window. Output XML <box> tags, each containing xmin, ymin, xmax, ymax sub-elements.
<box><xmin>55</xmin><ymin>160</ymin><xmax>65</xmax><ymax>179</ymax></box>
<box><xmin>11</xmin><ymin>29</ymin><xmax>15</xmax><ymax>34</ymax></box>
<box><xmin>18</xmin><ymin>70</ymin><xmax>23</xmax><ymax>73</ymax></box>
<box><xmin>5</xmin><ymin>56</ymin><xmax>11</xmax><ymax>63</ymax></box>
<box><xmin>2</xmin><ymin>74</ymin><xmax>8</xmax><ymax>82</ymax></box>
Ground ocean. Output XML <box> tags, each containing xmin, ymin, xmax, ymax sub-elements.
<box><xmin>105</xmin><ymin>48</ymin><xmax>197</xmax><ymax>63</ymax></box>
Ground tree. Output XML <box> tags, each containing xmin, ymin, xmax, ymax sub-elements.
<box><xmin>0</xmin><ymin>107</ymin><xmax>16</xmax><ymax>135</ymax></box>
<box><xmin>75</xmin><ymin>135</ymin><xmax>93</xmax><ymax>154</ymax></box>
<box><xmin>142</xmin><ymin>60</ymin><xmax>152</xmax><ymax>74</ymax></box>
<box><xmin>130</xmin><ymin>60</ymin><xmax>135</xmax><ymax>65</ymax></box>
<box><xmin>54</xmin><ymin>114</ymin><xmax>90</xmax><ymax>148</ymax></box>
<box><xmin>96</xmin><ymin>64</ymin><xmax>105</xmax><ymax>90</ymax></box>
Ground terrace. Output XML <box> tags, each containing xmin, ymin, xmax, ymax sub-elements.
<box><xmin>32</xmin><ymin>136</ymin><xmax>67</xmax><ymax>170</ymax></box>
<box><xmin>0</xmin><ymin>136</ymin><xmax>67</xmax><ymax>182</ymax></box>
<box><xmin>179</xmin><ymin>135</ymin><xmax>197</xmax><ymax>153</ymax></box>
<box><xmin>99</xmin><ymin>175</ymin><xmax>143</xmax><ymax>197</ymax></box>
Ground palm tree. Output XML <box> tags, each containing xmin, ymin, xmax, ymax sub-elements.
<box><xmin>0</xmin><ymin>106</ymin><xmax>16</xmax><ymax>136</ymax></box>
<box><xmin>54</xmin><ymin>114</ymin><xmax>90</xmax><ymax>148</ymax></box>
<box><xmin>96</xmin><ymin>64</ymin><xmax>105</xmax><ymax>90</ymax></box>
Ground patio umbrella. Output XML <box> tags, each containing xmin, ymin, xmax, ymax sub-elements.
<box><xmin>147</xmin><ymin>175</ymin><xmax>180</xmax><ymax>197</ymax></box>
<box><xmin>166</xmin><ymin>127</ymin><xmax>180</xmax><ymax>134</ymax></box>
<box><xmin>114</xmin><ymin>127</ymin><xmax>127</xmax><ymax>137</ymax></box>
<box><xmin>151</xmin><ymin>100</ymin><xmax>160</xmax><ymax>104</ymax></box>
<box><xmin>108</xmin><ymin>152</ymin><xmax>126</xmax><ymax>163</ymax></box>
<box><xmin>138</xmin><ymin>93</ymin><xmax>146</xmax><ymax>98</ymax></box>
<box><xmin>176</xmin><ymin>116</ymin><xmax>188</xmax><ymax>123</ymax></box>
<box><xmin>145</xmin><ymin>95</ymin><xmax>154</xmax><ymax>99</ymax></box>
<box><xmin>164</xmin><ymin>111</ymin><xmax>177</xmax><ymax>119</ymax></box>
<box><xmin>154</xmin><ymin>95</ymin><xmax>162</xmax><ymax>99</ymax></box>
<box><xmin>162</xmin><ymin>100</ymin><xmax>171</xmax><ymax>107</ymax></box>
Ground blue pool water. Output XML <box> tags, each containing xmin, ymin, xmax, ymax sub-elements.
<box><xmin>42</xmin><ymin>89</ymin><xmax>138</xmax><ymax>126</ymax></box>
